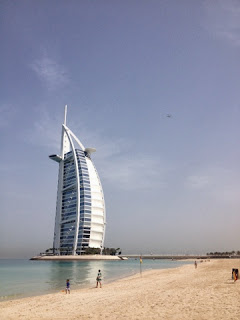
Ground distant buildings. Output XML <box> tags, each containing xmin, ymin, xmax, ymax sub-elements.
<box><xmin>49</xmin><ymin>106</ymin><xmax>106</xmax><ymax>255</ymax></box>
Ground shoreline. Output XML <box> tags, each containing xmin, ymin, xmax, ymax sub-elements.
<box><xmin>0</xmin><ymin>259</ymin><xmax>190</xmax><ymax>302</ymax></box>
<box><xmin>1</xmin><ymin>259</ymin><xmax>239</xmax><ymax>319</ymax></box>
<box><xmin>0</xmin><ymin>261</ymin><xmax>190</xmax><ymax>303</ymax></box>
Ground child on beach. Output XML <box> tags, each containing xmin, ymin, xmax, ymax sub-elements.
<box><xmin>96</xmin><ymin>270</ymin><xmax>102</xmax><ymax>288</ymax></box>
<box><xmin>66</xmin><ymin>279</ymin><xmax>70</xmax><ymax>294</ymax></box>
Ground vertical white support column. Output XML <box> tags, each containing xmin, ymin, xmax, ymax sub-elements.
<box><xmin>53</xmin><ymin>106</ymin><xmax>68</xmax><ymax>255</ymax></box>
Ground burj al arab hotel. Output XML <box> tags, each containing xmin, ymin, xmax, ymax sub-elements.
<box><xmin>49</xmin><ymin>106</ymin><xmax>106</xmax><ymax>255</ymax></box>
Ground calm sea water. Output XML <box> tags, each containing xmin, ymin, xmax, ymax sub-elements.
<box><xmin>0</xmin><ymin>258</ymin><xmax>190</xmax><ymax>301</ymax></box>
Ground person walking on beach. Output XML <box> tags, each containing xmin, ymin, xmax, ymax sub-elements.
<box><xmin>66</xmin><ymin>279</ymin><xmax>70</xmax><ymax>294</ymax></box>
<box><xmin>233</xmin><ymin>270</ymin><xmax>238</xmax><ymax>282</ymax></box>
<box><xmin>96</xmin><ymin>270</ymin><xmax>102</xmax><ymax>288</ymax></box>
<box><xmin>194</xmin><ymin>261</ymin><xmax>197</xmax><ymax>269</ymax></box>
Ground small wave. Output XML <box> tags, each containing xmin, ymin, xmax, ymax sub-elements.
<box><xmin>0</xmin><ymin>293</ymin><xmax>22</xmax><ymax>301</ymax></box>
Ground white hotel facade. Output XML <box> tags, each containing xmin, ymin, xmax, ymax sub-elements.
<box><xmin>49</xmin><ymin>106</ymin><xmax>106</xmax><ymax>255</ymax></box>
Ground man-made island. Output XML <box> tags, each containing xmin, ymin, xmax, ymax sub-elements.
<box><xmin>30</xmin><ymin>254</ymin><xmax>127</xmax><ymax>261</ymax></box>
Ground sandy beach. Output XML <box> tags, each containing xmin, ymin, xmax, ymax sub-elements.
<box><xmin>0</xmin><ymin>259</ymin><xmax>239</xmax><ymax>320</ymax></box>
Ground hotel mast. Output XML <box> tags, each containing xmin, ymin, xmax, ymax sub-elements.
<box><xmin>49</xmin><ymin>106</ymin><xmax>106</xmax><ymax>255</ymax></box>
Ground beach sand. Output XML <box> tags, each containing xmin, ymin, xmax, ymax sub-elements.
<box><xmin>0</xmin><ymin>259</ymin><xmax>239</xmax><ymax>320</ymax></box>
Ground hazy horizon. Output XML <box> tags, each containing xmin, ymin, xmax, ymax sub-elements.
<box><xmin>1</xmin><ymin>1</ymin><xmax>240</xmax><ymax>259</ymax></box>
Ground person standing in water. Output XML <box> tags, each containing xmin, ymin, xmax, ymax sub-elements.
<box><xmin>96</xmin><ymin>270</ymin><xmax>102</xmax><ymax>288</ymax></box>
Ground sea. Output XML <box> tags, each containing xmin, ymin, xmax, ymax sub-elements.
<box><xmin>0</xmin><ymin>258</ymin><xmax>190</xmax><ymax>301</ymax></box>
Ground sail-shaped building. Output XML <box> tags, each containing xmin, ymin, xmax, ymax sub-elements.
<box><xmin>49</xmin><ymin>106</ymin><xmax>106</xmax><ymax>255</ymax></box>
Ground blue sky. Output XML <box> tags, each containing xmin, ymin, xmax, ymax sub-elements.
<box><xmin>1</xmin><ymin>0</ymin><xmax>240</xmax><ymax>258</ymax></box>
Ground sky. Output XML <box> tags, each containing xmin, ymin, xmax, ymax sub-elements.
<box><xmin>1</xmin><ymin>0</ymin><xmax>240</xmax><ymax>258</ymax></box>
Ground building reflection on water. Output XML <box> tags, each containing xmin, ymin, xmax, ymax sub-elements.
<box><xmin>47</xmin><ymin>260</ymin><xmax>106</xmax><ymax>291</ymax></box>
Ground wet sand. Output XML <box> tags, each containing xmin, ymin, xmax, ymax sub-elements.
<box><xmin>0</xmin><ymin>259</ymin><xmax>239</xmax><ymax>320</ymax></box>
